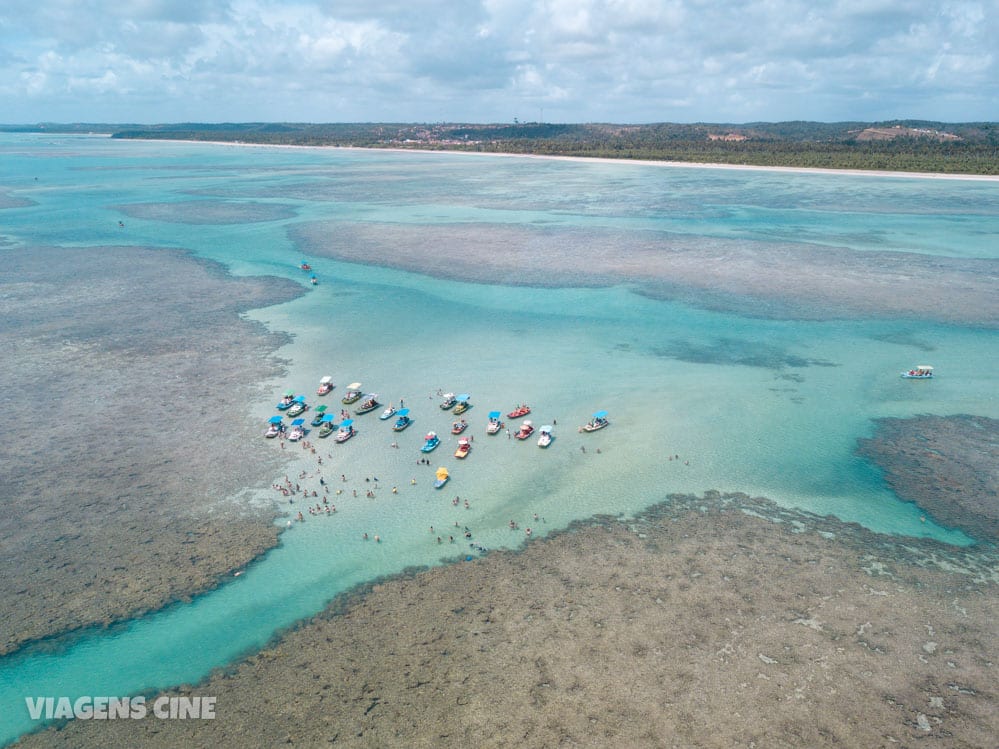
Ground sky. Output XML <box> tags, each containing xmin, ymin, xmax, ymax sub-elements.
<box><xmin>1</xmin><ymin>0</ymin><xmax>996</xmax><ymax>124</ymax></box>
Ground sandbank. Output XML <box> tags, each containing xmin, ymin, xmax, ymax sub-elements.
<box><xmin>23</xmin><ymin>492</ymin><xmax>998</xmax><ymax>748</ymax></box>
<box><xmin>0</xmin><ymin>245</ymin><xmax>303</xmax><ymax>656</ymax></box>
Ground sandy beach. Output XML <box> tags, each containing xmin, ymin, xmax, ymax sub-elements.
<box><xmin>171</xmin><ymin>137</ymin><xmax>999</xmax><ymax>182</ymax></box>
<box><xmin>0</xmin><ymin>244</ymin><xmax>302</xmax><ymax>655</ymax></box>
<box><xmin>20</xmin><ymin>491</ymin><xmax>997</xmax><ymax>748</ymax></box>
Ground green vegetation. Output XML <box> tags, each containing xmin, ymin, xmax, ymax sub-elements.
<box><xmin>4</xmin><ymin>121</ymin><xmax>998</xmax><ymax>174</ymax></box>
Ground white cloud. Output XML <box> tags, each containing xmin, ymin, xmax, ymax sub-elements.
<box><xmin>0</xmin><ymin>0</ymin><xmax>995</xmax><ymax>122</ymax></box>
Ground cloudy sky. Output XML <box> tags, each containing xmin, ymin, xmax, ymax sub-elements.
<box><xmin>1</xmin><ymin>0</ymin><xmax>996</xmax><ymax>124</ymax></box>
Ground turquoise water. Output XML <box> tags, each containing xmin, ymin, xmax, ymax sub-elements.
<box><xmin>1</xmin><ymin>134</ymin><xmax>997</xmax><ymax>745</ymax></box>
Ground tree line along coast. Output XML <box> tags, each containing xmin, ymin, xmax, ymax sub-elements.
<box><xmin>4</xmin><ymin>120</ymin><xmax>998</xmax><ymax>175</ymax></box>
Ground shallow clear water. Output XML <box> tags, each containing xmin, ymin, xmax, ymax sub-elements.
<box><xmin>1</xmin><ymin>134</ymin><xmax>996</xmax><ymax>745</ymax></box>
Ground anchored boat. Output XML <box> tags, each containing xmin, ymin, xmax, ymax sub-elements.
<box><xmin>287</xmin><ymin>418</ymin><xmax>306</xmax><ymax>442</ymax></box>
<box><xmin>581</xmin><ymin>410</ymin><xmax>609</xmax><ymax>432</ymax></box>
<box><xmin>317</xmin><ymin>414</ymin><xmax>337</xmax><ymax>438</ymax></box>
<box><xmin>335</xmin><ymin>419</ymin><xmax>356</xmax><ymax>443</ymax></box>
<box><xmin>486</xmin><ymin>411</ymin><xmax>504</xmax><ymax>435</ymax></box>
<box><xmin>434</xmin><ymin>466</ymin><xmax>449</xmax><ymax>489</ymax></box>
<box><xmin>901</xmin><ymin>365</ymin><xmax>933</xmax><ymax>379</ymax></box>
<box><xmin>538</xmin><ymin>425</ymin><xmax>554</xmax><ymax>448</ymax></box>
<box><xmin>341</xmin><ymin>382</ymin><xmax>363</xmax><ymax>404</ymax></box>
<box><xmin>355</xmin><ymin>394</ymin><xmax>381</xmax><ymax>414</ymax></box>
<box><xmin>392</xmin><ymin>408</ymin><xmax>412</xmax><ymax>431</ymax></box>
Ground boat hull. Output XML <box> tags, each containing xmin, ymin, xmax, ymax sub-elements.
<box><xmin>421</xmin><ymin>439</ymin><xmax>440</xmax><ymax>453</ymax></box>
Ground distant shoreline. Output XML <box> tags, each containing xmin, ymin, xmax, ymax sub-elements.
<box><xmin>143</xmin><ymin>137</ymin><xmax>999</xmax><ymax>182</ymax></box>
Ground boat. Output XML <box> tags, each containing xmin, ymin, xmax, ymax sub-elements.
<box><xmin>354</xmin><ymin>394</ymin><xmax>380</xmax><ymax>414</ymax></box>
<box><xmin>581</xmin><ymin>410</ymin><xmax>609</xmax><ymax>432</ymax></box>
<box><xmin>379</xmin><ymin>405</ymin><xmax>397</xmax><ymax>420</ymax></box>
<box><xmin>286</xmin><ymin>395</ymin><xmax>308</xmax><ymax>417</ymax></box>
<box><xmin>334</xmin><ymin>419</ymin><xmax>356</xmax><ymax>443</ymax></box>
<box><xmin>453</xmin><ymin>394</ymin><xmax>471</xmax><ymax>415</ymax></box>
<box><xmin>264</xmin><ymin>415</ymin><xmax>284</xmax><ymax>438</ymax></box>
<box><xmin>439</xmin><ymin>392</ymin><xmax>457</xmax><ymax>410</ymax></box>
<box><xmin>276</xmin><ymin>389</ymin><xmax>296</xmax><ymax>410</ymax></box>
<box><xmin>901</xmin><ymin>365</ymin><xmax>934</xmax><ymax>379</ymax></box>
<box><xmin>421</xmin><ymin>431</ymin><xmax>440</xmax><ymax>452</ymax></box>
<box><xmin>486</xmin><ymin>411</ymin><xmax>504</xmax><ymax>435</ymax></box>
<box><xmin>317</xmin><ymin>376</ymin><xmax>334</xmax><ymax>396</ymax></box>
<box><xmin>299</xmin><ymin>261</ymin><xmax>312</xmax><ymax>271</ymax></box>
<box><xmin>287</xmin><ymin>418</ymin><xmax>306</xmax><ymax>442</ymax></box>
<box><xmin>537</xmin><ymin>425</ymin><xmax>554</xmax><ymax>448</ymax></box>
<box><xmin>515</xmin><ymin>420</ymin><xmax>535</xmax><ymax>440</ymax></box>
<box><xmin>451</xmin><ymin>419</ymin><xmax>468</xmax><ymax>435</ymax></box>
<box><xmin>454</xmin><ymin>438</ymin><xmax>471</xmax><ymax>459</ymax></box>
<box><xmin>392</xmin><ymin>409</ymin><xmax>412</xmax><ymax>431</ymax></box>
<box><xmin>317</xmin><ymin>414</ymin><xmax>337</xmax><ymax>438</ymax></box>
<box><xmin>311</xmin><ymin>405</ymin><xmax>330</xmax><ymax>427</ymax></box>
<box><xmin>310</xmin><ymin>274</ymin><xmax>318</xmax><ymax>285</ymax></box>
<box><xmin>341</xmin><ymin>382</ymin><xmax>363</xmax><ymax>404</ymax></box>
<box><xmin>507</xmin><ymin>404</ymin><xmax>531</xmax><ymax>419</ymax></box>
<box><xmin>433</xmin><ymin>466</ymin><xmax>449</xmax><ymax>489</ymax></box>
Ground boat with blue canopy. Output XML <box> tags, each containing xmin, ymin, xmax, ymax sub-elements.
<box><xmin>318</xmin><ymin>414</ymin><xmax>337</xmax><ymax>438</ymax></box>
<box><xmin>287</xmin><ymin>418</ymin><xmax>306</xmax><ymax>442</ymax></box>
<box><xmin>486</xmin><ymin>410</ymin><xmax>504</xmax><ymax>435</ymax></box>
<box><xmin>265</xmin><ymin>415</ymin><xmax>284</xmax><ymax>438</ymax></box>
<box><xmin>453</xmin><ymin>394</ymin><xmax>472</xmax><ymax>415</ymax></box>
<box><xmin>335</xmin><ymin>419</ymin><xmax>356</xmax><ymax>443</ymax></box>
<box><xmin>392</xmin><ymin>408</ymin><xmax>412</xmax><ymax>431</ymax></box>
<box><xmin>286</xmin><ymin>395</ymin><xmax>308</xmax><ymax>417</ymax></box>
<box><xmin>582</xmin><ymin>410</ymin><xmax>609</xmax><ymax>432</ymax></box>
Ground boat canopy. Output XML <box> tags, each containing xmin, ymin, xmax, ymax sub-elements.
<box><xmin>426</xmin><ymin>432</ymin><xmax>437</xmax><ymax>439</ymax></box>
<box><xmin>458</xmin><ymin>438</ymin><xmax>470</xmax><ymax>445</ymax></box>
<box><xmin>293</xmin><ymin>395</ymin><xmax>306</xmax><ymax>403</ymax></box>
<box><xmin>540</xmin><ymin>425</ymin><xmax>553</xmax><ymax>432</ymax></box>
<box><xmin>917</xmin><ymin>365</ymin><xmax>933</xmax><ymax>370</ymax></box>
<box><xmin>436</xmin><ymin>467</ymin><xmax>449</xmax><ymax>480</ymax></box>
<box><xmin>291</xmin><ymin>418</ymin><xmax>305</xmax><ymax>426</ymax></box>
<box><xmin>522</xmin><ymin>420</ymin><xmax>532</xmax><ymax>426</ymax></box>
<box><xmin>321</xmin><ymin>414</ymin><xmax>334</xmax><ymax>422</ymax></box>
<box><xmin>396</xmin><ymin>408</ymin><xmax>410</xmax><ymax>416</ymax></box>
<box><xmin>442</xmin><ymin>392</ymin><xmax>454</xmax><ymax>399</ymax></box>
<box><xmin>347</xmin><ymin>382</ymin><xmax>362</xmax><ymax>390</ymax></box>
<box><xmin>340</xmin><ymin>419</ymin><xmax>353</xmax><ymax>427</ymax></box>
<box><xmin>488</xmin><ymin>411</ymin><xmax>501</xmax><ymax>419</ymax></box>
<box><xmin>456</xmin><ymin>393</ymin><xmax>470</xmax><ymax>402</ymax></box>
<box><xmin>268</xmin><ymin>416</ymin><xmax>283</xmax><ymax>424</ymax></box>
<box><xmin>592</xmin><ymin>410</ymin><xmax>608</xmax><ymax>419</ymax></box>
<box><xmin>316</xmin><ymin>405</ymin><xmax>328</xmax><ymax>413</ymax></box>
<box><xmin>319</xmin><ymin>376</ymin><xmax>333</xmax><ymax>384</ymax></box>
